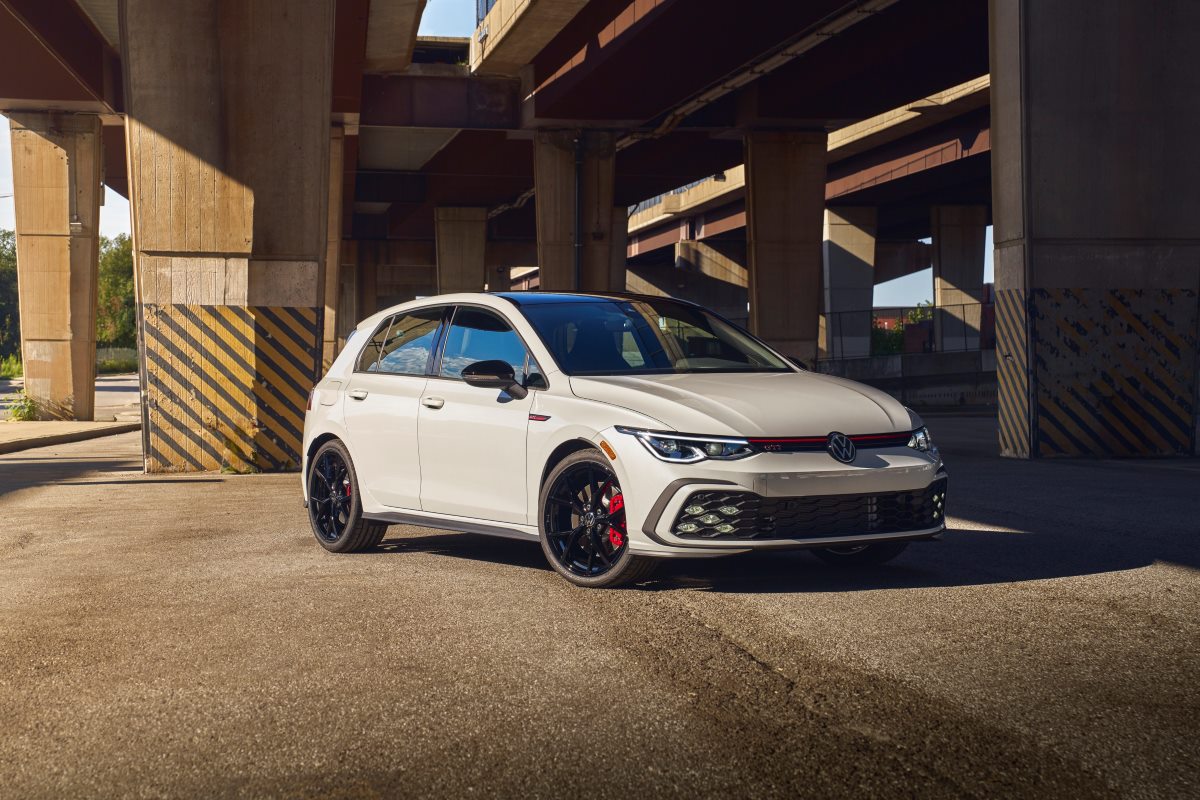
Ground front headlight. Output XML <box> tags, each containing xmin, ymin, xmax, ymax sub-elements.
<box><xmin>908</xmin><ymin>426</ymin><xmax>938</xmax><ymax>457</ymax></box>
<box><xmin>615</xmin><ymin>427</ymin><xmax>754</xmax><ymax>463</ymax></box>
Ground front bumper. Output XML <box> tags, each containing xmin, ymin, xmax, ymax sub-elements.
<box><xmin>598</xmin><ymin>427</ymin><xmax>947</xmax><ymax>557</ymax></box>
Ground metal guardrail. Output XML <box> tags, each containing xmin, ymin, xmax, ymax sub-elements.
<box><xmin>627</xmin><ymin>178</ymin><xmax>711</xmax><ymax>216</ymax></box>
<box><xmin>821</xmin><ymin>302</ymin><xmax>995</xmax><ymax>360</ymax></box>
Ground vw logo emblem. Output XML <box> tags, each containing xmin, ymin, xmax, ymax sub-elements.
<box><xmin>827</xmin><ymin>431</ymin><xmax>856</xmax><ymax>464</ymax></box>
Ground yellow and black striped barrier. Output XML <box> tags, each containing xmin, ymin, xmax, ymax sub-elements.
<box><xmin>995</xmin><ymin>288</ymin><xmax>1031</xmax><ymax>458</ymax></box>
<box><xmin>142</xmin><ymin>303</ymin><xmax>320</xmax><ymax>473</ymax></box>
<box><xmin>997</xmin><ymin>287</ymin><xmax>1198</xmax><ymax>458</ymax></box>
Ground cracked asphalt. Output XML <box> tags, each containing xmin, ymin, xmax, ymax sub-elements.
<box><xmin>0</xmin><ymin>419</ymin><xmax>1197</xmax><ymax>798</ymax></box>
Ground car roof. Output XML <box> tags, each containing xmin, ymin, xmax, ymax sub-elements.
<box><xmin>491</xmin><ymin>291</ymin><xmax>701</xmax><ymax>307</ymax></box>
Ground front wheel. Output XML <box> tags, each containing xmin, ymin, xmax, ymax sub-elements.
<box><xmin>539</xmin><ymin>450</ymin><xmax>657</xmax><ymax>588</ymax></box>
<box><xmin>307</xmin><ymin>439</ymin><xmax>387</xmax><ymax>553</ymax></box>
<box><xmin>813</xmin><ymin>541</ymin><xmax>908</xmax><ymax>567</ymax></box>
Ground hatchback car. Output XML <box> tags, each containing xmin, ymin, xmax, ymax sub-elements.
<box><xmin>302</xmin><ymin>292</ymin><xmax>947</xmax><ymax>587</ymax></box>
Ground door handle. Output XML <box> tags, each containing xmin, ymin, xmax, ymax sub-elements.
<box><xmin>422</xmin><ymin>396</ymin><xmax>445</xmax><ymax>409</ymax></box>
<box><xmin>348</xmin><ymin>389</ymin><xmax>368</xmax><ymax>400</ymax></box>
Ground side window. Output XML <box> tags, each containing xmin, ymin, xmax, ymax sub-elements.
<box><xmin>376</xmin><ymin>308</ymin><xmax>445</xmax><ymax>375</ymax></box>
<box><xmin>438</xmin><ymin>307</ymin><xmax>532</xmax><ymax>383</ymax></box>
<box><xmin>355</xmin><ymin>317</ymin><xmax>392</xmax><ymax>372</ymax></box>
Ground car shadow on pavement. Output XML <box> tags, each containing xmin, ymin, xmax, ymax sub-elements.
<box><xmin>370</xmin><ymin>516</ymin><xmax>1195</xmax><ymax>594</ymax></box>
<box><xmin>375</xmin><ymin>532</ymin><xmax>551</xmax><ymax>573</ymax></box>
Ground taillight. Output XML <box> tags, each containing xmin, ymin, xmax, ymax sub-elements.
<box><xmin>307</xmin><ymin>388</ymin><xmax>316</xmax><ymax>411</ymax></box>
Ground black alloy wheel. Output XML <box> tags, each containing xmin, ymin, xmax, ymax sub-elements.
<box><xmin>306</xmin><ymin>439</ymin><xmax>387</xmax><ymax>553</ymax></box>
<box><xmin>539</xmin><ymin>450</ymin><xmax>657</xmax><ymax>588</ymax></box>
<box><xmin>309</xmin><ymin>448</ymin><xmax>352</xmax><ymax>542</ymax></box>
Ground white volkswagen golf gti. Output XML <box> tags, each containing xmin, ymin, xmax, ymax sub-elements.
<box><xmin>302</xmin><ymin>292</ymin><xmax>947</xmax><ymax>588</ymax></box>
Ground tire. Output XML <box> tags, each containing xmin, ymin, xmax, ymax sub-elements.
<box><xmin>538</xmin><ymin>449</ymin><xmax>658</xmax><ymax>589</ymax></box>
<box><xmin>306</xmin><ymin>439</ymin><xmax>387</xmax><ymax>553</ymax></box>
<box><xmin>813</xmin><ymin>540</ymin><xmax>909</xmax><ymax>567</ymax></box>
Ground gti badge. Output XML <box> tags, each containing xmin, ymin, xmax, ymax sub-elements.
<box><xmin>827</xmin><ymin>431</ymin><xmax>856</xmax><ymax>464</ymax></box>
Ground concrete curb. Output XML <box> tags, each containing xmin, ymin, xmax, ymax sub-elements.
<box><xmin>0</xmin><ymin>422</ymin><xmax>142</xmax><ymax>455</ymax></box>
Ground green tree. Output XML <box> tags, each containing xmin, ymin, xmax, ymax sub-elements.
<box><xmin>0</xmin><ymin>230</ymin><xmax>18</xmax><ymax>359</ymax></box>
<box><xmin>97</xmin><ymin>234</ymin><xmax>136</xmax><ymax>347</ymax></box>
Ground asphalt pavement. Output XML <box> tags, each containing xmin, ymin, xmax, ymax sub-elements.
<box><xmin>0</xmin><ymin>419</ymin><xmax>1196</xmax><ymax>798</ymax></box>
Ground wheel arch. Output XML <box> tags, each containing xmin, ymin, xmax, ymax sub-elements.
<box><xmin>540</xmin><ymin>438</ymin><xmax>602</xmax><ymax>489</ymax></box>
<box><xmin>307</xmin><ymin>432</ymin><xmax>342</xmax><ymax>468</ymax></box>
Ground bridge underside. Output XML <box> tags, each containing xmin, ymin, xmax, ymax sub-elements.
<box><xmin>1</xmin><ymin>0</ymin><xmax>1197</xmax><ymax>464</ymax></box>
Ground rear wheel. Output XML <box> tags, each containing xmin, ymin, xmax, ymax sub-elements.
<box><xmin>813</xmin><ymin>541</ymin><xmax>908</xmax><ymax>567</ymax></box>
<box><xmin>539</xmin><ymin>450</ymin><xmax>657</xmax><ymax>588</ymax></box>
<box><xmin>307</xmin><ymin>439</ymin><xmax>386</xmax><ymax>553</ymax></box>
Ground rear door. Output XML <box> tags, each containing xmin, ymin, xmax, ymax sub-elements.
<box><xmin>343</xmin><ymin>306</ymin><xmax>448</xmax><ymax>509</ymax></box>
<box><xmin>417</xmin><ymin>306</ymin><xmax>537</xmax><ymax>524</ymax></box>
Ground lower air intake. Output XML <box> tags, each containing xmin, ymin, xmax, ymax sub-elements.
<box><xmin>672</xmin><ymin>479</ymin><xmax>947</xmax><ymax>540</ymax></box>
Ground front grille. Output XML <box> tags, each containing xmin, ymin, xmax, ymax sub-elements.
<box><xmin>746</xmin><ymin>431</ymin><xmax>914</xmax><ymax>453</ymax></box>
<box><xmin>671</xmin><ymin>479</ymin><xmax>947</xmax><ymax>540</ymax></box>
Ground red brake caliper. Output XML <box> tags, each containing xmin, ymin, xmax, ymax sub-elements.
<box><xmin>608</xmin><ymin>492</ymin><xmax>626</xmax><ymax>548</ymax></box>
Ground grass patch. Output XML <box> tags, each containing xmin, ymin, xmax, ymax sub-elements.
<box><xmin>0</xmin><ymin>354</ymin><xmax>20</xmax><ymax>379</ymax></box>
<box><xmin>98</xmin><ymin>357</ymin><xmax>139</xmax><ymax>374</ymax></box>
<box><xmin>7</xmin><ymin>390</ymin><xmax>37</xmax><ymax>421</ymax></box>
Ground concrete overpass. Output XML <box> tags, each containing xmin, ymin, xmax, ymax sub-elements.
<box><xmin>2</xmin><ymin>0</ymin><xmax>1197</xmax><ymax>468</ymax></box>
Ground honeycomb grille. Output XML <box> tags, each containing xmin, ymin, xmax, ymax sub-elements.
<box><xmin>671</xmin><ymin>479</ymin><xmax>947</xmax><ymax>540</ymax></box>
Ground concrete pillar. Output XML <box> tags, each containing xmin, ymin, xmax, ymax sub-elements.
<box><xmin>336</xmin><ymin>239</ymin><xmax>358</xmax><ymax>343</ymax></box>
<box><xmin>8</xmin><ymin>113</ymin><xmax>102</xmax><ymax>421</ymax></box>
<box><xmin>434</xmin><ymin>207</ymin><xmax>488</xmax><ymax>293</ymax></box>
<box><xmin>822</xmin><ymin>207</ymin><xmax>876</xmax><ymax>359</ymax></box>
<box><xmin>931</xmin><ymin>205</ymin><xmax>986</xmax><ymax>353</ymax></box>
<box><xmin>123</xmin><ymin>0</ymin><xmax>334</xmax><ymax>472</ymax></box>
<box><xmin>354</xmin><ymin>241</ymin><xmax>377</xmax><ymax>319</ymax></box>
<box><xmin>610</xmin><ymin>206</ymin><xmax>629</xmax><ymax>291</ymax></box>
<box><xmin>322</xmin><ymin>127</ymin><xmax>345</xmax><ymax>371</ymax></box>
<box><xmin>534</xmin><ymin>130</ymin><xmax>617</xmax><ymax>291</ymax></box>
<box><xmin>744</xmin><ymin>130</ymin><xmax>827</xmax><ymax>362</ymax></box>
<box><xmin>990</xmin><ymin>0</ymin><xmax>1200</xmax><ymax>458</ymax></box>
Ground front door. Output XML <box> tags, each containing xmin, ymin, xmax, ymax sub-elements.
<box><xmin>417</xmin><ymin>306</ymin><xmax>536</xmax><ymax>524</ymax></box>
<box><xmin>343</xmin><ymin>306</ymin><xmax>446</xmax><ymax>509</ymax></box>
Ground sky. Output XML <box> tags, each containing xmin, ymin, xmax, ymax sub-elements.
<box><xmin>420</xmin><ymin>0</ymin><xmax>477</xmax><ymax>37</ymax></box>
<box><xmin>1</xmin><ymin>0</ymin><xmax>989</xmax><ymax>307</ymax></box>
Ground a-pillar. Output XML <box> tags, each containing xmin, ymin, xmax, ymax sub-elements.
<box><xmin>8</xmin><ymin>113</ymin><xmax>102</xmax><ymax>420</ymax></box>
<box><xmin>534</xmin><ymin>130</ymin><xmax>617</xmax><ymax>291</ymax></box>
<box><xmin>745</xmin><ymin>130</ymin><xmax>827</xmax><ymax>362</ymax></box>
<box><xmin>991</xmin><ymin>0</ymin><xmax>1200</xmax><ymax>458</ymax></box>
<box><xmin>931</xmin><ymin>205</ymin><xmax>986</xmax><ymax>353</ymax></box>
<box><xmin>434</xmin><ymin>208</ymin><xmax>488</xmax><ymax>293</ymax></box>
<box><xmin>123</xmin><ymin>0</ymin><xmax>333</xmax><ymax>472</ymax></box>
<box><xmin>822</xmin><ymin>207</ymin><xmax>876</xmax><ymax>359</ymax></box>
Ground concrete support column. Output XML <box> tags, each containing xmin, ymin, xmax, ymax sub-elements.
<box><xmin>822</xmin><ymin>207</ymin><xmax>876</xmax><ymax>359</ymax></box>
<box><xmin>123</xmin><ymin>0</ymin><xmax>334</xmax><ymax>472</ymax></box>
<box><xmin>610</xmin><ymin>206</ymin><xmax>629</xmax><ymax>291</ymax></box>
<box><xmin>990</xmin><ymin>0</ymin><xmax>1200</xmax><ymax>458</ymax></box>
<box><xmin>322</xmin><ymin>127</ymin><xmax>345</xmax><ymax>371</ymax></box>
<box><xmin>534</xmin><ymin>130</ymin><xmax>617</xmax><ymax>291</ymax></box>
<box><xmin>8</xmin><ymin>112</ymin><xmax>102</xmax><ymax>421</ymax></box>
<box><xmin>744</xmin><ymin>130</ymin><xmax>827</xmax><ymax>362</ymax></box>
<box><xmin>337</xmin><ymin>239</ymin><xmax>358</xmax><ymax>341</ymax></box>
<box><xmin>931</xmin><ymin>205</ymin><xmax>986</xmax><ymax>353</ymax></box>
<box><xmin>434</xmin><ymin>207</ymin><xmax>488</xmax><ymax>293</ymax></box>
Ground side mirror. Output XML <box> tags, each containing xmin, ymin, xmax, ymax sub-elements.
<box><xmin>461</xmin><ymin>359</ymin><xmax>528</xmax><ymax>399</ymax></box>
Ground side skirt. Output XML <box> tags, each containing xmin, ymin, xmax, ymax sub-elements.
<box><xmin>363</xmin><ymin>510</ymin><xmax>540</xmax><ymax>542</ymax></box>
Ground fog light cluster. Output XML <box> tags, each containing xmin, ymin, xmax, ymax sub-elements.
<box><xmin>931</xmin><ymin>490</ymin><xmax>945</xmax><ymax>520</ymax></box>
<box><xmin>675</xmin><ymin>497</ymin><xmax>746</xmax><ymax>537</ymax></box>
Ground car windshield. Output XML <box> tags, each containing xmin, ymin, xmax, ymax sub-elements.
<box><xmin>517</xmin><ymin>298</ymin><xmax>793</xmax><ymax>375</ymax></box>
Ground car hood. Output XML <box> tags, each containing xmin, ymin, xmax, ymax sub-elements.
<box><xmin>569</xmin><ymin>371</ymin><xmax>919</xmax><ymax>436</ymax></box>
